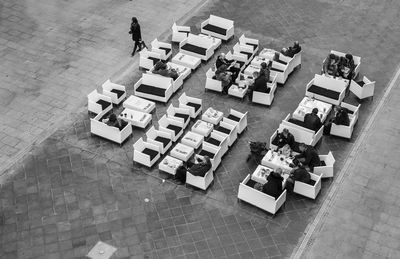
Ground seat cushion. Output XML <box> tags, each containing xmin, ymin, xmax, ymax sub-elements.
<box><xmin>240</xmin><ymin>51</ymin><xmax>252</xmax><ymax>59</ymax></box>
<box><xmin>276</xmin><ymin>59</ymin><xmax>287</xmax><ymax>65</ymax></box>
<box><xmin>148</xmin><ymin>56</ymin><xmax>160</xmax><ymax>64</ymax></box>
<box><xmin>136</xmin><ymin>84</ymin><xmax>166</xmax><ymax>97</ymax></box>
<box><xmin>206</xmin><ymin>137</ymin><xmax>221</xmax><ymax>146</ymax></box>
<box><xmin>159</xmin><ymin>47</ymin><xmax>171</xmax><ymax>55</ymax></box>
<box><xmin>246</xmin><ymin>42</ymin><xmax>258</xmax><ymax>50</ymax></box>
<box><xmin>142</xmin><ymin>148</ymin><xmax>159</xmax><ymax>161</ymax></box>
<box><xmin>186</xmin><ymin>102</ymin><xmax>201</xmax><ymax>112</ymax></box>
<box><xmin>181</xmin><ymin>43</ymin><xmax>207</xmax><ymax>56</ymax></box>
<box><xmin>174</xmin><ymin>113</ymin><xmax>190</xmax><ymax>123</ymax></box>
<box><xmin>198</xmin><ymin>149</ymin><xmax>215</xmax><ymax>159</ymax></box>
<box><xmin>166</xmin><ymin>124</ymin><xmax>182</xmax><ymax>135</ymax></box>
<box><xmin>96</xmin><ymin>99</ymin><xmax>112</xmax><ymax>110</ymax></box>
<box><xmin>227</xmin><ymin>114</ymin><xmax>241</xmax><ymax>122</ymax></box>
<box><xmin>202</xmin><ymin>23</ymin><xmax>227</xmax><ymax>35</ymax></box>
<box><xmin>154</xmin><ymin>136</ymin><xmax>171</xmax><ymax>148</ymax></box>
<box><xmin>110</xmin><ymin>89</ymin><xmax>125</xmax><ymax>99</ymax></box>
<box><xmin>215</xmin><ymin>126</ymin><xmax>231</xmax><ymax>135</ymax></box>
<box><xmin>271</xmin><ymin>67</ymin><xmax>284</xmax><ymax>73</ymax></box>
<box><xmin>308</xmin><ymin>84</ymin><xmax>340</xmax><ymax>100</ymax></box>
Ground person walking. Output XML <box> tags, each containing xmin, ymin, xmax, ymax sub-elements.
<box><xmin>129</xmin><ymin>17</ymin><xmax>142</xmax><ymax>56</ymax></box>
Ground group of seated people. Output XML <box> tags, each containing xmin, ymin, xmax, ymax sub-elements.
<box><xmin>323</xmin><ymin>53</ymin><xmax>355</xmax><ymax>79</ymax></box>
<box><xmin>102</xmin><ymin>113</ymin><xmax>128</xmax><ymax>130</ymax></box>
<box><xmin>280</xmin><ymin>41</ymin><xmax>302</xmax><ymax>58</ymax></box>
<box><xmin>173</xmin><ymin>155</ymin><xmax>212</xmax><ymax>184</ymax></box>
<box><xmin>323</xmin><ymin>104</ymin><xmax>350</xmax><ymax>134</ymax></box>
<box><xmin>153</xmin><ymin>60</ymin><xmax>179</xmax><ymax>80</ymax></box>
<box><xmin>214</xmin><ymin>53</ymin><xmax>241</xmax><ymax>94</ymax></box>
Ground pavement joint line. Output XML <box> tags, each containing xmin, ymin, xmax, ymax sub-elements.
<box><xmin>291</xmin><ymin>62</ymin><xmax>400</xmax><ymax>259</ymax></box>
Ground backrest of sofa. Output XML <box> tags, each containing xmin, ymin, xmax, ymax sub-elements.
<box><xmin>142</xmin><ymin>73</ymin><xmax>172</xmax><ymax>89</ymax></box>
<box><xmin>210</xmin><ymin>15</ymin><xmax>233</xmax><ymax>28</ymax></box>
<box><xmin>314</xmin><ymin>74</ymin><xmax>347</xmax><ymax>91</ymax></box>
<box><xmin>188</xmin><ymin>34</ymin><xmax>213</xmax><ymax>48</ymax></box>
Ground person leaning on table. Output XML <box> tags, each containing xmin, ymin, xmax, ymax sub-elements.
<box><xmin>286</xmin><ymin>160</ymin><xmax>311</xmax><ymax>192</ymax></box>
<box><xmin>294</xmin><ymin>143</ymin><xmax>321</xmax><ymax>172</ymax></box>
<box><xmin>276</xmin><ymin>128</ymin><xmax>295</xmax><ymax>150</ymax></box>
<box><xmin>261</xmin><ymin>168</ymin><xmax>284</xmax><ymax>199</ymax></box>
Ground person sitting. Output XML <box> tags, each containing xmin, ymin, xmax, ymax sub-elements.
<box><xmin>216</xmin><ymin>53</ymin><xmax>240</xmax><ymax>82</ymax></box>
<box><xmin>323</xmin><ymin>53</ymin><xmax>339</xmax><ymax>77</ymax></box>
<box><xmin>259</xmin><ymin>61</ymin><xmax>271</xmax><ymax>82</ymax></box>
<box><xmin>153</xmin><ymin>61</ymin><xmax>179</xmax><ymax>80</ymax></box>
<box><xmin>247</xmin><ymin>71</ymin><xmax>259</xmax><ymax>101</ymax></box>
<box><xmin>304</xmin><ymin>108</ymin><xmax>322</xmax><ymax>132</ymax></box>
<box><xmin>174</xmin><ymin>165</ymin><xmax>187</xmax><ymax>185</ymax></box>
<box><xmin>292</xmin><ymin>41</ymin><xmax>301</xmax><ymax>55</ymax></box>
<box><xmin>252</xmin><ymin>70</ymin><xmax>268</xmax><ymax>93</ymax></box>
<box><xmin>286</xmin><ymin>160</ymin><xmax>311</xmax><ymax>192</ymax></box>
<box><xmin>102</xmin><ymin>113</ymin><xmax>126</xmax><ymax>130</ymax></box>
<box><xmin>215</xmin><ymin>64</ymin><xmax>232</xmax><ymax>94</ymax></box>
<box><xmin>187</xmin><ymin>155</ymin><xmax>212</xmax><ymax>177</ymax></box>
<box><xmin>276</xmin><ymin>128</ymin><xmax>295</xmax><ymax>149</ymax></box>
<box><xmin>323</xmin><ymin>105</ymin><xmax>350</xmax><ymax>134</ymax></box>
<box><xmin>344</xmin><ymin>53</ymin><xmax>355</xmax><ymax>79</ymax></box>
<box><xmin>216</xmin><ymin>53</ymin><xmax>233</xmax><ymax>69</ymax></box>
<box><xmin>281</xmin><ymin>46</ymin><xmax>295</xmax><ymax>58</ymax></box>
<box><xmin>295</xmin><ymin>143</ymin><xmax>321</xmax><ymax>171</ymax></box>
<box><xmin>262</xmin><ymin>168</ymin><xmax>284</xmax><ymax>199</ymax></box>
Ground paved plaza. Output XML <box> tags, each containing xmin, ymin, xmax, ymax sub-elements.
<box><xmin>1</xmin><ymin>0</ymin><xmax>400</xmax><ymax>258</ymax></box>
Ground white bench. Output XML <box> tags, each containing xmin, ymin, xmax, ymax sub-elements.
<box><xmin>330</xmin><ymin>102</ymin><xmax>360</xmax><ymax>139</ymax></box>
<box><xmin>350</xmin><ymin>76</ymin><xmax>375</xmax><ymax>100</ymax></box>
<box><xmin>158</xmin><ymin>114</ymin><xmax>184</xmax><ymax>142</ymax></box>
<box><xmin>145</xmin><ymin>126</ymin><xmax>173</xmax><ymax>155</ymax></box>
<box><xmin>233</xmin><ymin>42</ymin><xmax>255</xmax><ymax>65</ymax></box>
<box><xmin>87</xmin><ymin>90</ymin><xmax>112</xmax><ymax>115</ymax></box>
<box><xmin>293</xmin><ymin>172</ymin><xmax>322</xmax><ymax>200</ymax></box>
<box><xmin>90</xmin><ymin>112</ymin><xmax>132</xmax><ymax>144</ymax></box>
<box><xmin>151</xmin><ymin>38</ymin><xmax>172</xmax><ymax>60</ymax></box>
<box><xmin>305</xmin><ymin>74</ymin><xmax>347</xmax><ymax>105</ymax></box>
<box><xmin>281</xmin><ymin>113</ymin><xmax>324</xmax><ymax>147</ymax></box>
<box><xmin>238</xmin><ymin>174</ymin><xmax>287</xmax><ymax>215</ymax></box>
<box><xmin>178</xmin><ymin>92</ymin><xmax>202</xmax><ymax>118</ymax></box>
<box><xmin>166</xmin><ymin>104</ymin><xmax>191</xmax><ymax>128</ymax></box>
<box><xmin>252</xmin><ymin>74</ymin><xmax>278</xmax><ymax>106</ymax></box>
<box><xmin>223</xmin><ymin>109</ymin><xmax>248</xmax><ymax>134</ymax></box>
<box><xmin>239</xmin><ymin>34</ymin><xmax>259</xmax><ymax>53</ymax></box>
<box><xmin>101</xmin><ymin>79</ymin><xmax>126</xmax><ymax>105</ymax></box>
<box><xmin>200</xmin><ymin>14</ymin><xmax>234</xmax><ymax>41</ymax></box>
<box><xmin>171</xmin><ymin>22</ymin><xmax>190</xmax><ymax>43</ymax></box>
<box><xmin>198</xmin><ymin>142</ymin><xmax>222</xmax><ymax>172</ymax></box>
<box><xmin>139</xmin><ymin>48</ymin><xmax>162</xmax><ymax>70</ymax></box>
<box><xmin>204</xmin><ymin>131</ymin><xmax>229</xmax><ymax>156</ymax></box>
<box><xmin>134</xmin><ymin>73</ymin><xmax>173</xmax><ymax>103</ymax></box>
<box><xmin>214</xmin><ymin>120</ymin><xmax>238</xmax><ymax>147</ymax></box>
<box><xmin>314</xmin><ymin>151</ymin><xmax>335</xmax><ymax>178</ymax></box>
<box><xmin>186</xmin><ymin>168</ymin><xmax>214</xmax><ymax>191</ymax></box>
<box><xmin>133</xmin><ymin>137</ymin><xmax>160</xmax><ymax>167</ymax></box>
<box><xmin>179</xmin><ymin>34</ymin><xmax>214</xmax><ymax>61</ymax></box>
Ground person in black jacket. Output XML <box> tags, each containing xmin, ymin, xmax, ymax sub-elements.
<box><xmin>262</xmin><ymin>168</ymin><xmax>284</xmax><ymax>199</ymax></box>
<box><xmin>323</xmin><ymin>105</ymin><xmax>350</xmax><ymax>135</ymax></box>
<box><xmin>277</xmin><ymin>128</ymin><xmax>295</xmax><ymax>149</ymax></box>
<box><xmin>295</xmin><ymin>143</ymin><xmax>321</xmax><ymax>171</ymax></box>
<box><xmin>292</xmin><ymin>41</ymin><xmax>301</xmax><ymax>55</ymax></box>
<box><xmin>286</xmin><ymin>160</ymin><xmax>311</xmax><ymax>191</ymax></box>
<box><xmin>187</xmin><ymin>155</ymin><xmax>212</xmax><ymax>177</ymax></box>
<box><xmin>129</xmin><ymin>17</ymin><xmax>142</xmax><ymax>56</ymax></box>
<box><xmin>304</xmin><ymin>108</ymin><xmax>322</xmax><ymax>132</ymax></box>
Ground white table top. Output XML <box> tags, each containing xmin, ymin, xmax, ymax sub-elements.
<box><xmin>251</xmin><ymin>164</ymin><xmax>289</xmax><ymax>186</ymax></box>
<box><xmin>192</xmin><ymin>120</ymin><xmax>214</xmax><ymax>137</ymax></box>
<box><xmin>159</xmin><ymin>155</ymin><xmax>183</xmax><ymax>171</ymax></box>
<box><xmin>228</xmin><ymin>84</ymin><xmax>248</xmax><ymax>98</ymax></box>
<box><xmin>202</xmin><ymin>107</ymin><xmax>223</xmax><ymax>125</ymax></box>
<box><xmin>299</xmin><ymin>96</ymin><xmax>332</xmax><ymax>113</ymax></box>
<box><xmin>261</xmin><ymin>150</ymin><xmax>293</xmax><ymax>174</ymax></box>
<box><xmin>181</xmin><ymin>131</ymin><xmax>204</xmax><ymax>148</ymax></box>
<box><xmin>172</xmin><ymin>52</ymin><xmax>201</xmax><ymax>69</ymax></box>
<box><xmin>259</xmin><ymin>48</ymin><xmax>276</xmax><ymax>60</ymax></box>
<box><xmin>123</xmin><ymin>95</ymin><xmax>155</xmax><ymax>113</ymax></box>
<box><xmin>119</xmin><ymin>108</ymin><xmax>150</xmax><ymax>122</ymax></box>
<box><xmin>244</xmin><ymin>64</ymin><xmax>260</xmax><ymax>76</ymax></box>
<box><xmin>251</xmin><ymin>55</ymin><xmax>269</xmax><ymax>67</ymax></box>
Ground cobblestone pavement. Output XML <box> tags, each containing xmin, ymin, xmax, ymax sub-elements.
<box><xmin>1</xmin><ymin>0</ymin><xmax>400</xmax><ymax>258</ymax></box>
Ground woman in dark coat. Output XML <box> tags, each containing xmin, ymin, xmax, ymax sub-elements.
<box><xmin>262</xmin><ymin>168</ymin><xmax>284</xmax><ymax>199</ymax></box>
<box><xmin>129</xmin><ymin>17</ymin><xmax>142</xmax><ymax>56</ymax></box>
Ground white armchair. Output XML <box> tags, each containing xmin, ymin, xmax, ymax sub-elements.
<box><xmin>139</xmin><ymin>48</ymin><xmax>162</xmax><ymax>70</ymax></box>
<box><xmin>151</xmin><ymin>38</ymin><xmax>172</xmax><ymax>60</ymax></box>
<box><xmin>133</xmin><ymin>137</ymin><xmax>161</xmax><ymax>167</ymax></box>
<box><xmin>87</xmin><ymin>89</ymin><xmax>113</xmax><ymax>116</ymax></box>
<box><xmin>171</xmin><ymin>22</ymin><xmax>190</xmax><ymax>43</ymax></box>
<box><xmin>166</xmin><ymin>104</ymin><xmax>191</xmax><ymax>128</ymax></box>
<box><xmin>238</xmin><ymin>34</ymin><xmax>259</xmax><ymax>53</ymax></box>
<box><xmin>314</xmin><ymin>151</ymin><xmax>335</xmax><ymax>178</ymax></box>
<box><xmin>214</xmin><ymin>121</ymin><xmax>238</xmax><ymax>147</ymax></box>
<box><xmin>233</xmin><ymin>42</ymin><xmax>254</xmax><ymax>65</ymax></box>
<box><xmin>252</xmin><ymin>74</ymin><xmax>278</xmax><ymax>106</ymax></box>
<box><xmin>204</xmin><ymin>131</ymin><xmax>229</xmax><ymax>156</ymax></box>
<box><xmin>223</xmin><ymin>109</ymin><xmax>248</xmax><ymax>134</ymax></box>
<box><xmin>330</xmin><ymin>102</ymin><xmax>360</xmax><ymax>139</ymax></box>
<box><xmin>186</xmin><ymin>168</ymin><xmax>214</xmax><ymax>191</ymax></box>
<box><xmin>293</xmin><ymin>173</ymin><xmax>322</xmax><ymax>200</ymax></box>
<box><xmin>145</xmin><ymin>126</ymin><xmax>173</xmax><ymax>155</ymax></box>
<box><xmin>158</xmin><ymin>114</ymin><xmax>184</xmax><ymax>142</ymax></box>
<box><xmin>178</xmin><ymin>92</ymin><xmax>202</xmax><ymax>118</ymax></box>
<box><xmin>90</xmin><ymin>113</ymin><xmax>132</xmax><ymax>144</ymax></box>
<box><xmin>198</xmin><ymin>142</ymin><xmax>222</xmax><ymax>172</ymax></box>
<box><xmin>350</xmin><ymin>76</ymin><xmax>375</xmax><ymax>100</ymax></box>
<box><xmin>101</xmin><ymin>79</ymin><xmax>126</xmax><ymax>105</ymax></box>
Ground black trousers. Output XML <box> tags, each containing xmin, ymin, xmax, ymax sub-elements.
<box><xmin>132</xmin><ymin>40</ymin><xmax>141</xmax><ymax>54</ymax></box>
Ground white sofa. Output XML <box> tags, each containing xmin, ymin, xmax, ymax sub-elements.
<box><xmin>101</xmin><ymin>79</ymin><xmax>126</xmax><ymax>105</ymax></box>
<box><xmin>198</xmin><ymin>142</ymin><xmax>222</xmax><ymax>172</ymax></box>
<box><xmin>139</xmin><ymin>48</ymin><xmax>162</xmax><ymax>70</ymax></box>
<box><xmin>178</xmin><ymin>92</ymin><xmax>202</xmax><ymax>118</ymax></box>
<box><xmin>214</xmin><ymin>120</ymin><xmax>238</xmax><ymax>147</ymax></box>
<box><xmin>324</xmin><ymin>50</ymin><xmax>361</xmax><ymax>79</ymax></box>
<box><xmin>87</xmin><ymin>90</ymin><xmax>113</xmax><ymax>115</ymax></box>
<box><xmin>314</xmin><ymin>151</ymin><xmax>335</xmax><ymax>178</ymax></box>
<box><xmin>179</xmin><ymin>34</ymin><xmax>214</xmax><ymax>61</ymax></box>
<box><xmin>233</xmin><ymin>42</ymin><xmax>255</xmax><ymax>65</ymax></box>
<box><xmin>225</xmin><ymin>50</ymin><xmax>247</xmax><ymax>71</ymax></box>
<box><xmin>281</xmin><ymin>113</ymin><xmax>324</xmax><ymax>146</ymax></box>
<box><xmin>305</xmin><ymin>74</ymin><xmax>347</xmax><ymax>105</ymax></box>
<box><xmin>145</xmin><ymin>126</ymin><xmax>173</xmax><ymax>155</ymax></box>
<box><xmin>149</xmin><ymin>62</ymin><xmax>191</xmax><ymax>81</ymax></box>
<box><xmin>238</xmin><ymin>174</ymin><xmax>287</xmax><ymax>215</ymax></box>
<box><xmin>134</xmin><ymin>73</ymin><xmax>173</xmax><ymax>103</ymax></box>
<box><xmin>186</xmin><ymin>168</ymin><xmax>214</xmax><ymax>191</ymax></box>
<box><xmin>158</xmin><ymin>114</ymin><xmax>184</xmax><ymax>142</ymax></box>
<box><xmin>151</xmin><ymin>38</ymin><xmax>172</xmax><ymax>60</ymax></box>
<box><xmin>293</xmin><ymin>172</ymin><xmax>322</xmax><ymax>200</ymax></box>
<box><xmin>200</xmin><ymin>15</ymin><xmax>234</xmax><ymax>41</ymax></box>
<box><xmin>223</xmin><ymin>109</ymin><xmax>248</xmax><ymax>134</ymax></box>
<box><xmin>350</xmin><ymin>76</ymin><xmax>375</xmax><ymax>100</ymax></box>
<box><xmin>90</xmin><ymin>112</ymin><xmax>132</xmax><ymax>144</ymax></box>
<box><xmin>171</xmin><ymin>22</ymin><xmax>190</xmax><ymax>43</ymax></box>
<box><xmin>252</xmin><ymin>74</ymin><xmax>278</xmax><ymax>106</ymax></box>
<box><xmin>330</xmin><ymin>102</ymin><xmax>360</xmax><ymax>139</ymax></box>
<box><xmin>204</xmin><ymin>131</ymin><xmax>229</xmax><ymax>156</ymax></box>
<box><xmin>133</xmin><ymin>137</ymin><xmax>161</xmax><ymax>167</ymax></box>
<box><xmin>239</xmin><ymin>34</ymin><xmax>259</xmax><ymax>53</ymax></box>
<box><xmin>146</xmin><ymin>69</ymin><xmax>184</xmax><ymax>93</ymax></box>
<box><xmin>166</xmin><ymin>104</ymin><xmax>191</xmax><ymax>128</ymax></box>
